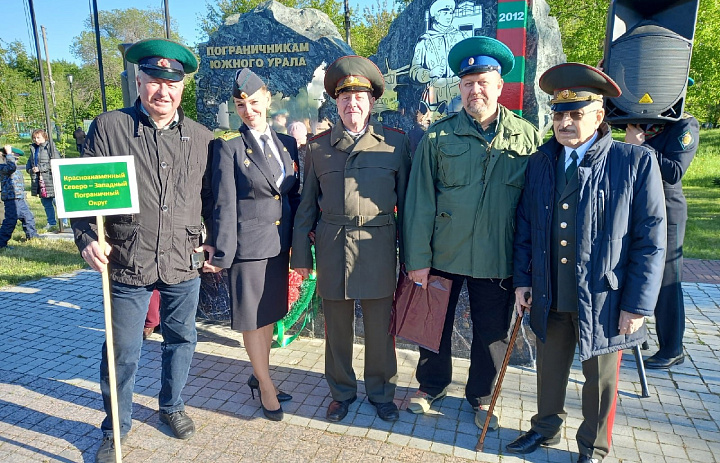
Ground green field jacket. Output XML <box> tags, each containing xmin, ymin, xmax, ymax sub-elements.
<box><xmin>404</xmin><ymin>105</ymin><xmax>540</xmax><ymax>278</ymax></box>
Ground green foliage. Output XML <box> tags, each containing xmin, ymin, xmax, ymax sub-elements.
<box><xmin>546</xmin><ymin>0</ymin><xmax>609</xmax><ymax>66</ymax></box>
<box><xmin>350</xmin><ymin>0</ymin><xmax>399</xmax><ymax>57</ymax></box>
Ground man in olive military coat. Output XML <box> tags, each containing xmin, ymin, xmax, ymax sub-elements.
<box><xmin>291</xmin><ymin>55</ymin><xmax>411</xmax><ymax>423</ymax></box>
<box><xmin>508</xmin><ymin>63</ymin><xmax>666</xmax><ymax>463</ymax></box>
<box><xmin>403</xmin><ymin>37</ymin><xmax>540</xmax><ymax>429</ymax></box>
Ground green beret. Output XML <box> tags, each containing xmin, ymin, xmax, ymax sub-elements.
<box><xmin>539</xmin><ymin>62</ymin><xmax>621</xmax><ymax>111</ymax></box>
<box><xmin>448</xmin><ymin>37</ymin><xmax>515</xmax><ymax>77</ymax></box>
<box><xmin>324</xmin><ymin>55</ymin><xmax>384</xmax><ymax>99</ymax></box>
<box><xmin>11</xmin><ymin>147</ymin><xmax>24</xmax><ymax>155</ymax></box>
<box><xmin>125</xmin><ymin>38</ymin><xmax>198</xmax><ymax>75</ymax></box>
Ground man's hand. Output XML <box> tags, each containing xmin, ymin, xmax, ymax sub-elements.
<box><xmin>624</xmin><ymin>124</ymin><xmax>645</xmax><ymax>145</ymax></box>
<box><xmin>408</xmin><ymin>267</ymin><xmax>430</xmax><ymax>289</ymax></box>
<box><xmin>31</xmin><ymin>166</ymin><xmax>39</xmax><ymax>173</ymax></box>
<box><xmin>618</xmin><ymin>310</ymin><xmax>645</xmax><ymax>335</ymax></box>
<box><xmin>295</xmin><ymin>268</ymin><xmax>311</xmax><ymax>279</ymax></box>
<box><xmin>514</xmin><ymin>287</ymin><xmax>532</xmax><ymax>316</ymax></box>
<box><xmin>81</xmin><ymin>241</ymin><xmax>111</xmax><ymax>272</ymax></box>
<box><xmin>3</xmin><ymin>145</ymin><xmax>11</xmax><ymax>155</ymax></box>
<box><xmin>199</xmin><ymin>244</ymin><xmax>222</xmax><ymax>273</ymax></box>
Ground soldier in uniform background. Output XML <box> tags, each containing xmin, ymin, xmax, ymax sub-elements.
<box><xmin>508</xmin><ymin>63</ymin><xmax>666</xmax><ymax>463</ymax></box>
<box><xmin>624</xmin><ymin>109</ymin><xmax>699</xmax><ymax>370</ymax></box>
<box><xmin>410</xmin><ymin>0</ymin><xmax>465</xmax><ymax>113</ymax></box>
<box><xmin>291</xmin><ymin>55</ymin><xmax>411</xmax><ymax>424</ymax></box>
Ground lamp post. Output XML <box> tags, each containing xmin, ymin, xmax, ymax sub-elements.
<box><xmin>67</xmin><ymin>75</ymin><xmax>77</xmax><ymax>130</ymax></box>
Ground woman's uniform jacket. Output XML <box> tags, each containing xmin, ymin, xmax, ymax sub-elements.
<box><xmin>211</xmin><ymin>124</ymin><xmax>301</xmax><ymax>268</ymax></box>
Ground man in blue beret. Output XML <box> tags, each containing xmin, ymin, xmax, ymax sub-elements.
<box><xmin>403</xmin><ymin>36</ymin><xmax>540</xmax><ymax>429</ymax></box>
<box><xmin>71</xmin><ymin>38</ymin><xmax>216</xmax><ymax>462</ymax></box>
<box><xmin>509</xmin><ymin>62</ymin><xmax>666</xmax><ymax>462</ymax></box>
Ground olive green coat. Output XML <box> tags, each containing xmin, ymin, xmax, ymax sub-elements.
<box><xmin>404</xmin><ymin>106</ymin><xmax>540</xmax><ymax>278</ymax></box>
<box><xmin>290</xmin><ymin>120</ymin><xmax>411</xmax><ymax>300</ymax></box>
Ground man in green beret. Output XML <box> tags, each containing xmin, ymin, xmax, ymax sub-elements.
<box><xmin>403</xmin><ymin>36</ymin><xmax>540</xmax><ymax>429</ymax></box>
<box><xmin>71</xmin><ymin>38</ymin><xmax>216</xmax><ymax>462</ymax></box>
<box><xmin>292</xmin><ymin>55</ymin><xmax>411</xmax><ymax>423</ymax></box>
<box><xmin>509</xmin><ymin>63</ymin><xmax>666</xmax><ymax>462</ymax></box>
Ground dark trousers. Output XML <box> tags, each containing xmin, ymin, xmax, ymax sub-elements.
<box><xmin>531</xmin><ymin>309</ymin><xmax>622</xmax><ymax>459</ymax></box>
<box><xmin>100</xmin><ymin>278</ymin><xmax>199</xmax><ymax>437</ymax></box>
<box><xmin>0</xmin><ymin>199</ymin><xmax>38</xmax><ymax>246</ymax></box>
<box><xmin>654</xmin><ymin>222</ymin><xmax>685</xmax><ymax>357</ymax></box>
<box><xmin>416</xmin><ymin>270</ymin><xmax>513</xmax><ymax>407</ymax></box>
<box><xmin>323</xmin><ymin>296</ymin><xmax>397</xmax><ymax>403</ymax></box>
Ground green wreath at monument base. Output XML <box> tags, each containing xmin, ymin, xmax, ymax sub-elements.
<box><xmin>272</xmin><ymin>247</ymin><xmax>319</xmax><ymax>348</ymax></box>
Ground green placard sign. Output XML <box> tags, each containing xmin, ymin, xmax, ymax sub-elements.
<box><xmin>52</xmin><ymin>156</ymin><xmax>140</xmax><ymax>218</ymax></box>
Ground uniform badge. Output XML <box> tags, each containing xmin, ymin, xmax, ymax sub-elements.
<box><xmin>679</xmin><ymin>130</ymin><xmax>694</xmax><ymax>149</ymax></box>
<box><xmin>243</xmin><ymin>158</ymin><xmax>250</xmax><ymax>167</ymax></box>
<box><xmin>468</xmin><ymin>57</ymin><xmax>475</xmax><ymax>65</ymax></box>
<box><xmin>246</xmin><ymin>148</ymin><xmax>253</xmax><ymax>154</ymax></box>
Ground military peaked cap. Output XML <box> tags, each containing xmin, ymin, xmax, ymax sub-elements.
<box><xmin>324</xmin><ymin>55</ymin><xmax>384</xmax><ymax>99</ymax></box>
<box><xmin>125</xmin><ymin>38</ymin><xmax>198</xmax><ymax>82</ymax></box>
<box><xmin>539</xmin><ymin>62</ymin><xmax>621</xmax><ymax>111</ymax></box>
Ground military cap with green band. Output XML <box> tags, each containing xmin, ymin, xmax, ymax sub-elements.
<box><xmin>448</xmin><ymin>36</ymin><xmax>515</xmax><ymax>77</ymax></box>
<box><xmin>324</xmin><ymin>55</ymin><xmax>385</xmax><ymax>99</ymax></box>
<box><xmin>539</xmin><ymin>62</ymin><xmax>621</xmax><ymax>112</ymax></box>
<box><xmin>125</xmin><ymin>38</ymin><xmax>198</xmax><ymax>82</ymax></box>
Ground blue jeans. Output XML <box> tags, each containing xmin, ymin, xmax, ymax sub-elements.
<box><xmin>40</xmin><ymin>196</ymin><xmax>57</xmax><ymax>226</ymax></box>
<box><xmin>100</xmin><ymin>277</ymin><xmax>200</xmax><ymax>437</ymax></box>
<box><xmin>0</xmin><ymin>199</ymin><xmax>38</xmax><ymax>246</ymax></box>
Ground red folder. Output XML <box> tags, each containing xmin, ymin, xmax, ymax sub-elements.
<box><xmin>389</xmin><ymin>271</ymin><xmax>452</xmax><ymax>353</ymax></box>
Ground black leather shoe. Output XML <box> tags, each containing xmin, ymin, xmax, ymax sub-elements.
<box><xmin>326</xmin><ymin>396</ymin><xmax>357</xmax><ymax>422</ymax></box>
<box><xmin>505</xmin><ymin>430</ymin><xmax>560</xmax><ymax>454</ymax></box>
<box><xmin>577</xmin><ymin>455</ymin><xmax>601</xmax><ymax>463</ymax></box>
<box><xmin>369</xmin><ymin>399</ymin><xmax>399</xmax><ymax>422</ymax></box>
<box><xmin>644</xmin><ymin>352</ymin><xmax>685</xmax><ymax>369</ymax></box>
<box><xmin>159</xmin><ymin>410</ymin><xmax>195</xmax><ymax>439</ymax></box>
<box><xmin>247</xmin><ymin>374</ymin><xmax>292</xmax><ymax>402</ymax></box>
<box><xmin>95</xmin><ymin>435</ymin><xmax>128</xmax><ymax>463</ymax></box>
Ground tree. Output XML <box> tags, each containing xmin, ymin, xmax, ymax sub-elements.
<box><xmin>546</xmin><ymin>0</ymin><xmax>608</xmax><ymax>66</ymax></box>
<box><xmin>350</xmin><ymin>0</ymin><xmax>400</xmax><ymax>57</ymax></box>
<box><xmin>686</xmin><ymin>0</ymin><xmax>720</xmax><ymax>126</ymax></box>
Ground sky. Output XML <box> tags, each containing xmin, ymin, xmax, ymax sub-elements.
<box><xmin>2</xmin><ymin>0</ymin><xmax>371</xmax><ymax>65</ymax></box>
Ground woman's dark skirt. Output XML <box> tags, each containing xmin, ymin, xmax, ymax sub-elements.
<box><xmin>227</xmin><ymin>252</ymin><xmax>289</xmax><ymax>332</ymax></box>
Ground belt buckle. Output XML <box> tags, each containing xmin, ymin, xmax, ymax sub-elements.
<box><xmin>356</xmin><ymin>215</ymin><xmax>364</xmax><ymax>227</ymax></box>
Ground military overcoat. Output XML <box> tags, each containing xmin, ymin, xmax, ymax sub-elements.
<box><xmin>290</xmin><ymin>120</ymin><xmax>411</xmax><ymax>300</ymax></box>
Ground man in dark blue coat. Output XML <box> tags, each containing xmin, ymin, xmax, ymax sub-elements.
<box><xmin>507</xmin><ymin>63</ymin><xmax>666</xmax><ymax>463</ymax></box>
<box><xmin>625</xmin><ymin>113</ymin><xmax>699</xmax><ymax>369</ymax></box>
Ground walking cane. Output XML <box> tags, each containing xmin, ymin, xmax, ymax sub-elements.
<box><xmin>475</xmin><ymin>302</ymin><xmax>525</xmax><ymax>452</ymax></box>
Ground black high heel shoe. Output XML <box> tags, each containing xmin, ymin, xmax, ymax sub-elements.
<box><xmin>252</xmin><ymin>385</ymin><xmax>284</xmax><ymax>421</ymax></box>
<box><xmin>247</xmin><ymin>374</ymin><xmax>292</xmax><ymax>402</ymax></box>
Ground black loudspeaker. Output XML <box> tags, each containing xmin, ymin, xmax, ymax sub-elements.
<box><xmin>603</xmin><ymin>0</ymin><xmax>699</xmax><ymax>125</ymax></box>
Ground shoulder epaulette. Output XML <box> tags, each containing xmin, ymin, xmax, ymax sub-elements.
<box><xmin>219</xmin><ymin>131</ymin><xmax>240</xmax><ymax>141</ymax></box>
<box><xmin>681</xmin><ymin>112</ymin><xmax>693</xmax><ymax>120</ymax></box>
<box><xmin>308</xmin><ymin>129</ymin><xmax>331</xmax><ymax>142</ymax></box>
<box><xmin>384</xmin><ymin>126</ymin><xmax>405</xmax><ymax>135</ymax></box>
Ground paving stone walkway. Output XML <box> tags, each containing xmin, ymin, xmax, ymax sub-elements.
<box><xmin>0</xmin><ymin>268</ymin><xmax>718</xmax><ymax>462</ymax></box>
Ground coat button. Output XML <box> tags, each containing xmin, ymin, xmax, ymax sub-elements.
<box><xmin>275</xmin><ymin>220</ymin><xmax>281</xmax><ymax>225</ymax></box>
<box><xmin>560</xmin><ymin>222</ymin><xmax>567</xmax><ymax>228</ymax></box>
<box><xmin>274</xmin><ymin>195</ymin><xmax>280</xmax><ymax>200</ymax></box>
<box><xmin>161</xmin><ymin>205</ymin><xmax>168</xmax><ymax>212</ymax></box>
<box><xmin>561</xmin><ymin>257</ymin><xmax>568</xmax><ymax>264</ymax></box>
<box><xmin>561</xmin><ymin>240</ymin><xmax>568</xmax><ymax>247</ymax></box>
<box><xmin>161</xmin><ymin>161</ymin><xmax>168</xmax><ymax>169</ymax></box>
<box><xmin>562</xmin><ymin>203</ymin><xmax>569</xmax><ymax>210</ymax></box>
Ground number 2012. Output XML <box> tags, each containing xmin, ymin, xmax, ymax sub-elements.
<box><xmin>499</xmin><ymin>11</ymin><xmax>525</xmax><ymax>22</ymax></box>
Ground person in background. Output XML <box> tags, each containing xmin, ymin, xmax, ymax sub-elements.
<box><xmin>508</xmin><ymin>63</ymin><xmax>666</xmax><ymax>463</ymax></box>
<box><xmin>73</xmin><ymin>126</ymin><xmax>86</xmax><ymax>155</ymax></box>
<box><xmin>0</xmin><ymin>145</ymin><xmax>40</xmax><ymax>249</ymax></box>
<box><xmin>287</xmin><ymin>121</ymin><xmax>308</xmax><ymax>191</ymax></box>
<box><xmin>403</xmin><ymin>37</ymin><xmax>540</xmax><ymax>431</ymax></box>
<box><xmin>71</xmin><ymin>38</ymin><xmax>216</xmax><ymax>462</ymax></box>
<box><xmin>270</xmin><ymin>108</ymin><xmax>289</xmax><ymax>134</ymax></box>
<box><xmin>625</xmin><ymin>111</ymin><xmax>699</xmax><ymax>370</ymax></box>
<box><xmin>27</xmin><ymin>129</ymin><xmax>61</xmax><ymax>230</ymax></box>
<box><xmin>206</xmin><ymin>68</ymin><xmax>300</xmax><ymax>421</ymax></box>
<box><xmin>292</xmin><ymin>55</ymin><xmax>411</xmax><ymax>424</ymax></box>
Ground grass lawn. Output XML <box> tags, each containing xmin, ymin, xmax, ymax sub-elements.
<box><xmin>0</xmin><ymin>129</ymin><xmax>718</xmax><ymax>287</ymax></box>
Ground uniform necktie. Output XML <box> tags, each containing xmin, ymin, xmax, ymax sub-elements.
<box><xmin>565</xmin><ymin>150</ymin><xmax>578</xmax><ymax>184</ymax></box>
<box><xmin>260</xmin><ymin>134</ymin><xmax>283</xmax><ymax>181</ymax></box>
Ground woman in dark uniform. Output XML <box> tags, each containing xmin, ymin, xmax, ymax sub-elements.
<box><xmin>207</xmin><ymin>69</ymin><xmax>300</xmax><ymax>420</ymax></box>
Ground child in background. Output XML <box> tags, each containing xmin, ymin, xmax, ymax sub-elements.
<box><xmin>0</xmin><ymin>145</ymin><xmax>40</xmax><ymax>248</ymax></box>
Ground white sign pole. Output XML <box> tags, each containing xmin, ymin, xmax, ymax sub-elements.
<box><xmin>97</xmin><ymin>217</ymin><xmax>123</xmax><ymax>463</ymax></box>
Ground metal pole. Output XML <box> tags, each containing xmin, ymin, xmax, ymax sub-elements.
<box><xmin>344</xmin><ymin>0</ymin><xmax>351</xmax><ymax>46</ymax></box>
<box><xmin>41</xmin><ymin>26</ymin><xmax>60</xmax><ymax>141</ymax></box>
<box><xmin>27</xmin><ymin>0</ymin><xmax>56</xmax><ymax>155</ymax></box>
<box><xmin>92</xmin><ymin>0</ymin><xmax>107</xmax><ymax>112</ymax></box>
<box><xmin>164</xmin><ymin>0</ymin><xmax>171</xmax><ymax>39</ymax></box>
<box><xmin>68</xmin><ymin>75</ymin><xmax>77</xmax><ymax>130</ymax></box>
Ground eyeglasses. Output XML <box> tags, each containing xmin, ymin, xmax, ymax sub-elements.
<box><xmin>552</xmin><ymin>109</ymin><xmax>600</xmax><ymax>121</ymax></box>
